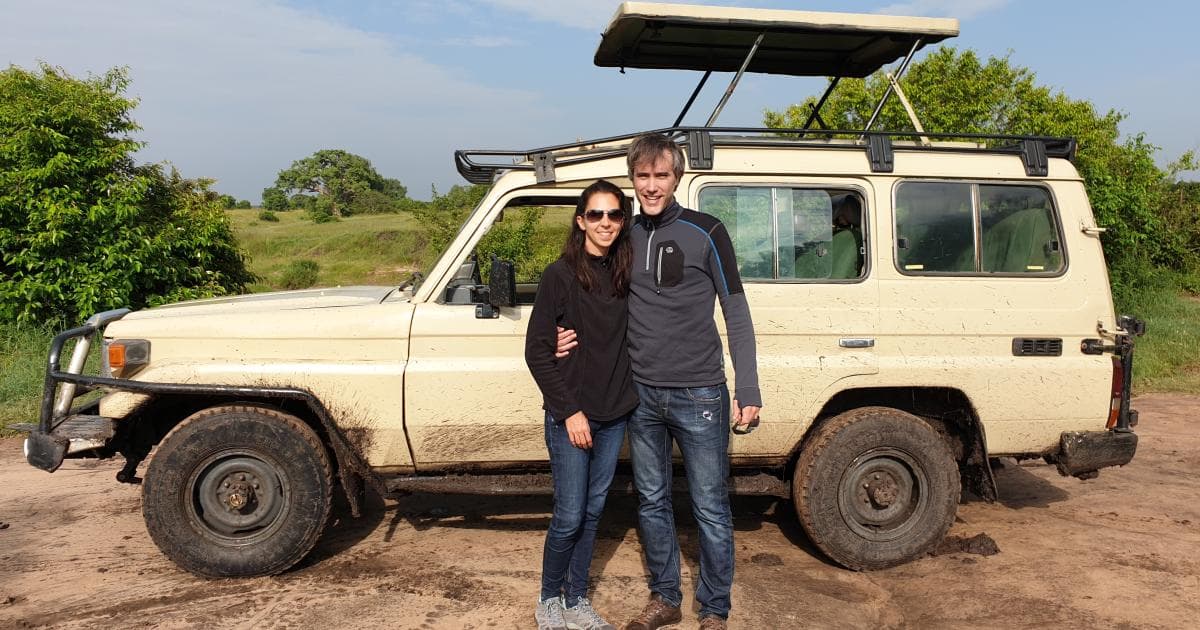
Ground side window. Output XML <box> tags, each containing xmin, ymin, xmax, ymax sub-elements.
<box><xmin>700</xmin><ymin>187</ymin><xmax>773</xmax><ymax>279</ymax></box>
<box><xmin>895</xmin><ymin>182</ymin><xmax>974</xmax><ymax>272</ymax></box>
<box><xmin>979</xmin><ymin>186</ymin><xmax>1063</xmax><ymax>273</ymax></box>
<box><xmin>699</xmin><ymin>186</ymin><xmax>866</xmax><ymax>281</ymax></box>
<box><xmin>443</xmin><ymin>196</ymin><xmax>576</xmax><ymax>305</ymax></box>
<box><xmin>895</xmin><ymin>182</ymin><xmax>1064</xmax><ymax>275</ymax></box>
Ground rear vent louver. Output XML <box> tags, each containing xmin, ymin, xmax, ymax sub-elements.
<box><xmin>1012</xmin><ymin>338</ymin><xmax>1063</xmax><ymax>356</ymax></box>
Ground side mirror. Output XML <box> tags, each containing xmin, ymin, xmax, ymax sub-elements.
<box><xmin>489</xmin><ymin>256</ymin><xmax>516</xmax><ymax>307</ymax></box>
<box><xmin>475</xmin><ymin>256</ymin><xmax>516</xmax><ymax>318</ymax></box>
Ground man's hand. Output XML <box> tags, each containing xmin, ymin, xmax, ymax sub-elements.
<box><xmin>555</xmin><ymin>326</ymin><xmax>578</xmax><ymax>359</ymax></box>
<box><xmin>565</xmin><ymin>411</ymin><xmax>592</xmax><ymax>449</ymax></box>
<box><xmin>732</xmin><ymin>399</ymin><xmax>761</xmax><ymax>435</ymax></box>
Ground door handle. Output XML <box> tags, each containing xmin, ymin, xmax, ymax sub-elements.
<box><xmin>839</xmin><ymin>338</ymin><xmax>875</xmax><ymax>348</ymax></box>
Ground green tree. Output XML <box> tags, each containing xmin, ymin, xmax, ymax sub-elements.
<box><xmin>289</xmin><ymin>193</ymin><xmax>316</xmax><ymax>211</ymax></box>
<box><xmin>273</xmin><ymin>149</ymin><xmax>388</xmax><ymax>220</ymax></box>
<box><xmin>261</xmin><ymin>186</ymin><xmax>288</xmax><ymax>211</ymax></box>
<box><xmin>764</xmin><ymin>46</ymin><xmax>1194</xmax><ymax>280</ymax></box>
<box><xmin>217</xmin><ymin>194</ymin><xmax>237</xmax><ymax>209</ymax></box>
<box><xmin>382</xmin><ymin>177</ymin><xmax>407</xmax><ymax>201</ymax></box>
<box><xmin>0</xmin><ymin>64</ymin><xmax>254</xmax><ymax>325</ymax></box>
<box><xmin>235</xmin><ymin>199</ymin><xmax>252</xmax><ymax>209</ymax></box>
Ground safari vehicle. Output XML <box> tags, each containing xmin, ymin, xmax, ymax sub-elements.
<box><xmin>20</xmin><ymin>3</ymin><xmax>1142</xmax><ymax>577</ymax></box>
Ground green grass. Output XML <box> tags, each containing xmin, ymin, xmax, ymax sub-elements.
<box><xmin>1118</xmin><ymin>281</ymin><xmax>1200</xmax><ymax>393</ymax></box>
<box><xmin>227</xmin><ymin>208</ymin><xmax>432</xmax><ymax>291</ymax></box>
<box><xmin>0</xmin><ymin>324</ymin><xmax>51</xmax><ymax>433</ymax></box>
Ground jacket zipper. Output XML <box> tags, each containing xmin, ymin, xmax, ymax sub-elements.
<box><xmin>644</xmin><ymin>224</ymin><xmax>656</xmax><ymax>272</ymax></box>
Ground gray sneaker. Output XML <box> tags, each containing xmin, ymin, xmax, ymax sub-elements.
<box><xmin>536</xmin><ymin>596</ymin><xmax>568</xmax><ymax>630</ymax></box>
<box><xmin>562</xmin><ymin>597</ymin><xmax>615</xmax><ymax>630</ymax></box>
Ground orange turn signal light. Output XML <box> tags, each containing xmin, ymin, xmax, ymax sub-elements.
<box><xmin>107</xmin><ymin>343</ymin><xmax>126</xmax><ymax>370</ymax></box>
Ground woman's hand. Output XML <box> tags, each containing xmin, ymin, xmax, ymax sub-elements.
<box><xmin>565</xmin><ymin>411</ymin><xmax>592</xmax><ymax>449</ymax></box>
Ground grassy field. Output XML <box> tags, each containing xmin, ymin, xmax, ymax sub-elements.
<box><xmin>3</xmin><ymin>211</ymin><xmax>1198</xmax><ymax>436</ymax></box>
<box><xmin>228</xmin><ymin>209</ymin><xmax>431</xmax><ymax>291</ymax></box>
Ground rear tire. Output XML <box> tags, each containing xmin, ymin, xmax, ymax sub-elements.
<box><xmin>142</xmin><ymin>405</ymin><xmax>332</xmax><ymax>577</ymax></box>
<box><xmin>793</xmin><ymin>406</ymin><xmax>959</xmax><ymax>570</ymax></box>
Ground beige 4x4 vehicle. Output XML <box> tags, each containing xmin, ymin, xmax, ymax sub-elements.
<box><xmin>21</xmin><ymin>3</ymin><xmax>1142</xmax><ymax>578</ymax></box>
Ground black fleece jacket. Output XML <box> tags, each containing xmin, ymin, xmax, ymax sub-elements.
<box><xmin>524</xmin><ymin>255</ymin><xmax>638</xmax><ymax>422</ymax></box>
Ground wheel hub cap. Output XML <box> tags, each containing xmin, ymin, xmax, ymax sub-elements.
<box><xmin>192</xmin><ymin>453</ymin><xmax>286</xmax><ymax>539</ymax></box>
<box><xmin>839</xmin><ymin>447</ymin><xmax>930</xmax><ymax>542</ymax></box>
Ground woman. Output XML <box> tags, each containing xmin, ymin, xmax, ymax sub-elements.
<box><xmin>525</xmin><ymin>179</ymin><xmax>637</xmax><ymax>630</ymax></box>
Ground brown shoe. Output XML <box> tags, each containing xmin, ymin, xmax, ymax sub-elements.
<box><xmin>697</xmin><ymin>614</ymin><xmax>727</xmax><ymax>630</ymax></box>
<box><xmin>623</xmin><ymin>594</ymin><xmax>682</xmax><ymax>630</ymax></box>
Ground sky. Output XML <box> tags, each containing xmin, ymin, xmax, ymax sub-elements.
<box><xmin>2</xmin><ymin>0</ymin><xmax>1197</xmax><ymax>202</ymax></box>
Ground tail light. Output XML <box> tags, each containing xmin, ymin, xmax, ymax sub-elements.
<box><xmin>1106</xmin><ymin>356</ymin><xmax>1123</xmax><ymax>429</ymax></box>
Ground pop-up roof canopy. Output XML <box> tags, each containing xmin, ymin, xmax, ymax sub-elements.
<box><xmin>456</xmin><ymin>4</ymin><xmax>1068</xmax><ymax>186</ymax></box>
<box><xmin>594</xmin><ymin>2</ymin><xmax>958</xmax><ymax>77</ymax></box>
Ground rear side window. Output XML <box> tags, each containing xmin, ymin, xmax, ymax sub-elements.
<box><xmin>895</xmin><ymin>182</ymin><xmax>1064</xmax><ymax>275</ymax></box>
<box><xmin>699</xmin><ymin>186</ymin><xmax>866</xmax><ymax>281</ymax></box>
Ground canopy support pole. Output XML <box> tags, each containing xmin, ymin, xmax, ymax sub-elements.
<box><xmin>673</xmin><ymin>70</ymin><xmax>713</xmax><ymax>127</ymax></box>
<box><xmin>888</xmin><ymin>72</ymin><xmax>930</xmax><ymax>145</ymax></box>
<box><xmin>802</xmin><ymin>76</ymin><xmax>841</xmax><ymax>131</ymax></box>
<box><xmin>705</xmin><ymin>32</ymin><xmax>765</xmax><ymax>127</ymax></box>
<box><xmin>861</xmin><ymin>38</ymin><xmax>923</xmax><ymax>139</ymax></box>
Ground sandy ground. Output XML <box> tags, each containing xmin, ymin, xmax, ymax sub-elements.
<box><xmin>1</xmin><ymin>394</ymin><xmax>1197</xmax><ymax>630</ymax></box>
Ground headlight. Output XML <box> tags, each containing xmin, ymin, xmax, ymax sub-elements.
<box><xmin>104</xmin><ymin>339</ymin><xmax>151</xmax><ymax>378</ymax></box>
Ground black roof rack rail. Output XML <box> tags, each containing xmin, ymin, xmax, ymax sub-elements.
<box><xmin>454</xmin><ymin>127</ymin><xmax>1078</xmax><ymax>184</ymax></box>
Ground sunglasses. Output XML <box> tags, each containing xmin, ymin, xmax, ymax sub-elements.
<box><xmin>583</xmin><ymin>208</ymin><xmax>626</xmax><ymax>223</ymax></box>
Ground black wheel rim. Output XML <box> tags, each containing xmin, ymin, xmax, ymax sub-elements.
<box><xmin>837</xmin><ymin>446</ymin><xmax>929</xmax><ymax>542</ymax></box>
<box><xmin>187</xmin><ymin>449</ymin><xmax>290</xmax><ymax>544</ymax></box>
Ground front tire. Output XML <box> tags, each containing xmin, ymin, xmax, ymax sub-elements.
<box><xmin>142</xmin><ymin>405</ymin><xmax>333</xmax><ymax>577</ymax></box>
<box><xmin>793</xmin><ymin>406</ymin><xmax>959</xmax><ymax>570</ymax></box>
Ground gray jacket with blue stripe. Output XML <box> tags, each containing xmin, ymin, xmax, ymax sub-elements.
<box><xmin>628</xmin><ymin>201</ymin><xmax>762</xmax><ymax>408</ymax></box>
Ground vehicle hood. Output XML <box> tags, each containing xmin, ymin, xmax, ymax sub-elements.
<box><xmin>123</xmin><ymin>286</ymin><xmax>398</xmax><ymax>320</ymax></box>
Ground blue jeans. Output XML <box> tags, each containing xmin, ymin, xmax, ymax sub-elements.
<box><xmin>629</xmin><ymin>382</ymin><xmax>733</xmax><ymax>619</ymax></box>
<box><xmin>541</xmin><ymin>411</ymin><xmax>629</xmax><ymax>605</ymax></box>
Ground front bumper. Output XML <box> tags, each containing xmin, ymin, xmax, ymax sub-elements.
<box><xmin>1048</xmin><ymin>429</ymin><xmax>1138</xmax><ymax>478</ymax></box>
<box><xmin>23</xmin><ymin>308</ymin><xmax>130</xmax><ymax>473</ymax></box>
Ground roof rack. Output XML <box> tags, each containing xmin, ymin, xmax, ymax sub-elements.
<box><xmin>454</xmin><ymin>127</ymin><xmax>1077</xmax><ymax>184</ymax></box>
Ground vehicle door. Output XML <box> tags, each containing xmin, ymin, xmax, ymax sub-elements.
<box><xmin>403</xmin><ymin>191</ymin><xmax>581</xmax><ymax>469</ymax></box>
<box><xmin>689</xmin><ymin>177</ymin><xmax>881</xmax><ymax>457</ymax></box>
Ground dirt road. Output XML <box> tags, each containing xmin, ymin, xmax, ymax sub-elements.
<box><xmin>2</xmin><ymin>394</ymin><xmax>1198</xmax><ymax>629</ymax></box>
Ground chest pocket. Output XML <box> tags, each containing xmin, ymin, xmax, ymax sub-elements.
<box><xmin>655</xmin><ymin>240</ymin><xmax>685</xmax><ymax>287</ymax></box>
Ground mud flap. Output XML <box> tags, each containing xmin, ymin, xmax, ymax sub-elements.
<box><xmin>25</xmin><ymin>432</ymin><xmax>69</xmax><ymax>473</ymax></box>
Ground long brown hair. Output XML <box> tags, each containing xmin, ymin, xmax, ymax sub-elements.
<box><xmin>562</xmin><ymin>179</ymin><xmax>632</xmax><ymax>297</ymax></box>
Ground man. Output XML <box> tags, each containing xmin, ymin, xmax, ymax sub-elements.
<box><xmin>558</xmin><ymin>133</ymin><xmax>761</xmax><ymax>630</ymax></box>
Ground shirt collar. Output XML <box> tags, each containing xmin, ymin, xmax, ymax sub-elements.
<box><xmin>639</xmin><ymin>200</ymin><xmax>682</xmax><ymax>230</ymax></box>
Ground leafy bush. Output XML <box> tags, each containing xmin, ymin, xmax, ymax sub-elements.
<box><xmin>0</xmin><ymin>64</ymin><xmax>254</xmax><ymax>325</ymax></box>
<box><xmin>409</xmin><ymin>184</ymin><xmax>489</xmax><ymax>255</ymax></box>
<box><xmin>261</xmin><ymin>186</ymin><xmax>289</xmax><ymax>211</ymax></box>
<box><xmin>279</xmin><ymin>260</ymin><xmax>319</xmax><ymax>289</ymax></box>
<box><xmin>350</xmin><ymin>188</ymin><xmax>400</xmax><ymax>215</ymax></box>
<box><xmin>236</xmin><ymin>199</ymin><xmax>252</xmax><ymax>209</ymax></box>
<box><xmin>289</xmin><ymin>193</ymin><xmax>316</xmax><ymax>211</ymax></box>
<box><xmin>258</xmin><ymin>210</ymin><xmax>280</xmax><ymax>222</ymax></box>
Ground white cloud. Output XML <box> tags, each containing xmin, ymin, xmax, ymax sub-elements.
<box><xmin>477</xmin><ymin>0</ymin><xmax>622</xmax><ymax>31</ymax></box>
<box><xmin>444</xmin><ymin>35</ymin><xmax>523</xmax><ymax>48</ymax></box>
<box><xmin>874</xmin><ymin>0</ymin><xmax>1010</xmax><ymax>20</ymax></box>
<box><xmin>0</xmin><ymin>0</ymin><xmax>545</xmax><ymax>200</ymax></box>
